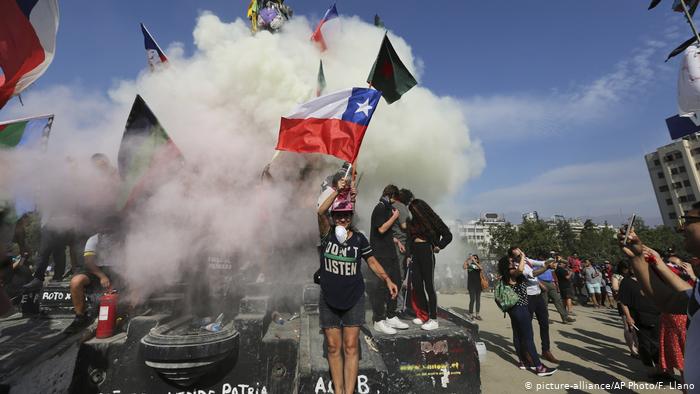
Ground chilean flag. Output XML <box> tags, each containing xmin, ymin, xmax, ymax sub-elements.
<box><xmin>0</xmin><ymin>0</ymin><xmax>59</xmax><ymax>110</ymax></box>
<box><xmin>310</xmin><ymin>4</ymin><xmax>339</xmax><ymax>52</ymax></box>
<box><xmin>276</xmin><ymin>88</ymin><xmax>381</xmax><ymax>163</ymax></box>
<box><xmin>140</xmin><ymin>23</ymin><xmax>168</xmax><ymax>71</ymax></box>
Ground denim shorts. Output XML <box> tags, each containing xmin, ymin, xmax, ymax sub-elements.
<box><xmin>586</xmin><ymin>282</ymin><xmax>602</xmax><ymax>294</ymax></box>
<box><xmin>319</xmin><ymin>293</ymin><xmax>366</xmax><ymax>329</ymax></box>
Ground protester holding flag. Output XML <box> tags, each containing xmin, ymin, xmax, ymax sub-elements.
<box><xmin>406</xmin><ymin>198</ymin><xmax>452</xmax><ymax>330</ymax></box>
<box><xmin>317</xmin><ymin>178</ymin><xmax>397</xmax><ymax>394</ymax></box>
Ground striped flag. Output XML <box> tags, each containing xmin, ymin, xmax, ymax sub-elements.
<box><xmin>0</xmin><ymin>114</ymin><xmax>53</xmax><ymax>150</ymax></box>
<box><xmin>140</xmin><ymin>23</ymin><xmax>168</xmax><ymax>71</ymax></box>
<box><xmin>311</xmin><ymin>4</ymin><xmax>339</xmax><ymax>51</ymax></box>
<box><xmin>118</xmin><ymin>95</ymin><xmax>183</xmax><ymax>210</ymax></box>
<box><xmin>276</xmin><ymin>88</ymin><xmax>381</xmax><ymax>163</ymax></box>
<box><xmin>0</xmin><ymin>0</ymin><xmax>59</xmax><ymax>109</ymax></box>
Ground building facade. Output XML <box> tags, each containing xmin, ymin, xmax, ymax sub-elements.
<box><xmin>451</xmin><ymin>213</ymin><xmax>507</xmax><ymax>256</ymax></box>
<box><xmin>645</xmin><ymin>133</ymin><xmax>700</xmax><ymax>227</ymax></box>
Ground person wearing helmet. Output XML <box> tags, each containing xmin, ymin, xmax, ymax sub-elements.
<box><xmin>317</xmin><ymin>177</ymin><xmax>398</xmax><ymax>394</ymax></box>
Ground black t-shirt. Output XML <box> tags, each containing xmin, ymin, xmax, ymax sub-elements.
<box><xmin>555</xmin><ymin>267</ymin><xmax>572</xmax><ymax>289</ymax></box>
<box><xmin>320</xmin><ymin>230</ymin><xmax>373</xmax><ymax>310</ymax></box>
<box><xmin>618</xmin><ymin>277</ymin><xmax>660</xmax><ymax>328</ymax></box>
<box><xmin>370</xmin><ymin>200</ymin><xmax>395</xmax><ymax>257</ymax></box>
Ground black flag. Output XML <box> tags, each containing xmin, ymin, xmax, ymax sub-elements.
<box><xmin>666</xmin><ymin>36</ymin><xmax>698</xmax><ymax>61</ymax></box>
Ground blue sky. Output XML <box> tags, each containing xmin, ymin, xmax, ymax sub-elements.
<box><xmin>3</xmin><ymin>1</ymin><xmax>693</xmax><ymax>225</ymax></box>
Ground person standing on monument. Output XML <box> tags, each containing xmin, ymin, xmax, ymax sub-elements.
<box><xmin>317</xmin><ymin>179</ymin><xmax>398</xmax><ymax>394</ymax></box>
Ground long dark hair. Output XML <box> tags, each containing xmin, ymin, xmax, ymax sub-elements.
<box><xmin>497</xmin><ymin>256</ymin><xmax>511</xmax><ymax>283</ymax></box>
<box><xmin>408</xmin><ymin>199</ymin><xmax>449</xmax><ymax>243</ymax></box>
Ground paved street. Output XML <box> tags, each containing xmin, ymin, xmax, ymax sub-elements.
<box><xmin>439</xmin><ymin>292</ymin><xmax>684</xmax><ymax>394</ymax></box>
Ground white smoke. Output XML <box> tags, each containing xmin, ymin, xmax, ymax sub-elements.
<box><xmin>0</xmin><ymin>12</ymin><xmax>484</xmax><ymax>300</ymax></box>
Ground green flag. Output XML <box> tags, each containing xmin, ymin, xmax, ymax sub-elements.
<box><xmin>316</xmin><ymin>60</ymin><xmax>326</xmax><ymax>97</ymax></box>
<box><xmin>117</xmin><ymin>95</ymin><xmax>183</xmax><ymax>210</ymax></box>
<box><xmin>367</xmin><ymin>34</ymin><xmax>417</xmax><ymax>104</ymax></box>
<box><xmin>374</xmin><ymin>14</ymin><xmax>385</xmax><ymax>28</ymax></box>
<box><xmin>0</xmin><ymin>115</ymin><xmax>53</xmax><ymax>149</ymax></box>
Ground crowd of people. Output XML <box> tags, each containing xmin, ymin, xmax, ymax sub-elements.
<box><xmin>4</xmin><ymin>155</ymin><xmax>700</xmax><ymax>390</ymax></box>
<box><xmin>459</xmin><ymin>215</ymin><xmax>700</xmax><ymax>385</ymax></box>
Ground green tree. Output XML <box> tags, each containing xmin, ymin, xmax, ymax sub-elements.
<box><xmin>555</xmin><ymin>220</ymin><xmax>577</xmax><ymax>256</ymax></box>
<box><xmin>488</xmin><ymin>223</ymin><xmax>517</xmax><ymax>258</ymax></box>
<box><xmin>516</xmin><ymin>219</ymin><xmax>559</xmax><ymax>258</ymax></box>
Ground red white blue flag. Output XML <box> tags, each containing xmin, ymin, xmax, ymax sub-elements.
<box><xmin>311</xmin><ymin>4</ymin><xmax>339</xmax><ymax>52</ymax></box>
<box><xmin>0</xmin><ymin>0</ymin><xmax>59</xmax><ymax>110</ymax></box>
<box><xmin>276</xmin><ymin>88</ymin><xmax>381</xmax><ymax>163</ymax></box>
<box><xmin>140</xmin><ymin>23</ymin><xmax>168</xmax><ymax>71</ymax></box>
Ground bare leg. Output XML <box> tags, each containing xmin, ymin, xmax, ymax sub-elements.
<box><xmin>324</xmin><ymin>328</ymin><xmax>344</xmax><ymax>394</ymax></box>
<box><xmin>342</xmin><ymin>326</ymin><xmax>360</xmax><ymax>394</ymax></box>
<box><xmin>70</xmin><ymin>274</ymin><xmax>90</xmax><ymax>316</ymax></box>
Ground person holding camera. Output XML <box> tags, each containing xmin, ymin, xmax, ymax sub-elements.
<box><xmin>464</xmin><ymin>254</ymin><xmax>483</xmax><ymax>320</ymax></box>
<box><xmin>317</xmin><ymin>179</ymin><xmax>398</xmax><ymax>394</ymax></box>
<box><xmin>509</xmin><ymin>247</ymin><xmax>560</xmax><ymax>364</ymax></box>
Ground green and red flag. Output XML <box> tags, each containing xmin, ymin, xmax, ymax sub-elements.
<box><xmin>117</xmin><ymin>95</ymin><xmax>183</xmax><ymax>210</ymax></box>
<box><xmin>367</xmin><ymin>33</ymin><xmax>417</xmax><ymax>104</ymax></box>
<box><xmin>0</xmin><ymin>114</ymin><xmax>53</xmax><ymax>149</ymax></box>
<box><xmin>316</xmin><ymin>60</ymin><xmax>327</xmax><ymax>97</ymax></box>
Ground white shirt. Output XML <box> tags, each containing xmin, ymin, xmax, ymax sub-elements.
<box><xmin>522</xmin><ymin>258</ymin><xmax>546</xmax><ymax>296</ymax></box>
<box><xmin>84</xmin><ymin>233</ymin><xmax>120</xmax><ymax>267</ymax></box>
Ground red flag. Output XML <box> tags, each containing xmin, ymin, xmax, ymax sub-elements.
<box><xmin>310</xmin><ymin>4</ymin><xmax>338</xmax><ymax>51</ymax></box>
<box><xmin>0</xmin><ymin>0</ymin><xmax>59</xmax><ymax>109</ymax></box>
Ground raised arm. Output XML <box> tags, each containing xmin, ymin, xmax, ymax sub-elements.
<box><xmin>619</xmin><ymin>230</ymin><xmax>689</xmax><ymax>314</ymax></box>
<box><xmin>317</xmin><ymin>179</ymin><xmax>346</xmax><ymax>236</ymax></box>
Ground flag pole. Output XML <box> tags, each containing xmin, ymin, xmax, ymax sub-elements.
<box><xmin>261</xmin><ymin>150</ymin><xmax>281</xmax><ymax>180</ymax></box>
<box><xmin>680</xmin><ymin>0</ymin><xmax>700</xmax><ymax>45</ymax></box>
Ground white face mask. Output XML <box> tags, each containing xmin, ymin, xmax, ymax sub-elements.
<box><xmin>335</xmin><ymin>225</ymin><xmax>348</xmax><ymax>243</ymax></box>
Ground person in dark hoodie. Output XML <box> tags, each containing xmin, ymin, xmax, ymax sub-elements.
<box><xmin>406</xmin><ymin>198</ymin><xmax>452</xmax><ymax>330</ymax></box>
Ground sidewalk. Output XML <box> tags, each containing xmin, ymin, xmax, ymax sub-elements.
<box><xmin>438</xmin><ymin>292</ymin><xmax>683</xmax><ymax>393</ymax></box>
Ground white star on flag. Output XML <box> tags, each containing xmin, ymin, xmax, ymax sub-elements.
<box><xmin>355</xmin><ymin>98</ymin><xmax>373</xmax><ymax>117</ymax></box>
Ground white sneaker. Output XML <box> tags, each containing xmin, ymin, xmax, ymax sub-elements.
<box><xmin>421</xmin><ymin>319</ymin><xmax>439</xmax><ymax>331</ymax></box>
<box><xmin>374</xmin><ymin>320</ymin><xmax>397</xmax><ymax>335</ymax></box>
<box><xmin>412</xmin><ymin>318</ymin><xmax>424</xmax><ymax>325</ymax></box>
<box><xmin>385</xmin><ymin>317</ymin><xmax>409</xmax><ymax>329</ymax></box>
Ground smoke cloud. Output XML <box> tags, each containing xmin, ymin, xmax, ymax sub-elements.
<box><xmin>0</xmin><ymin>12</ymin><xmax>484</xmax><ymax>300</ymax></box>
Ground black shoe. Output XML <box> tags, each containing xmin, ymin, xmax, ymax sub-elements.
<box><xmin>64</xmin><ymin>315</ymin><xmax>91</xmax><ymax>334</ymax></box>
<box><xmin>22</xmin><ymin>278</ymin><xmax>43</xmax><ymax>291</ymax></box>
<box><xmin>535</xmin><ymin>365</ymin><xmax>557</xmax><ymax>377</ymax></box>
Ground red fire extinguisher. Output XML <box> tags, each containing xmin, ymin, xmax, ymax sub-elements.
<box><xmin>96</xmin><ymin>289</ymin><xmax>118</xmax><ymax>339</ymax></box>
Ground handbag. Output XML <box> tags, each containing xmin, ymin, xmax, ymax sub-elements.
<box><xmin>480</xmin><ymin>271</ymin><xmax>489</xmax><ymax>290</ymax></box>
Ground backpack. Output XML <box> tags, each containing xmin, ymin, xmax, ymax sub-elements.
<box><xmin>494</xmin><ymin>281</ymin><xmax>519</xmax><ymax>315</ymax></box>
